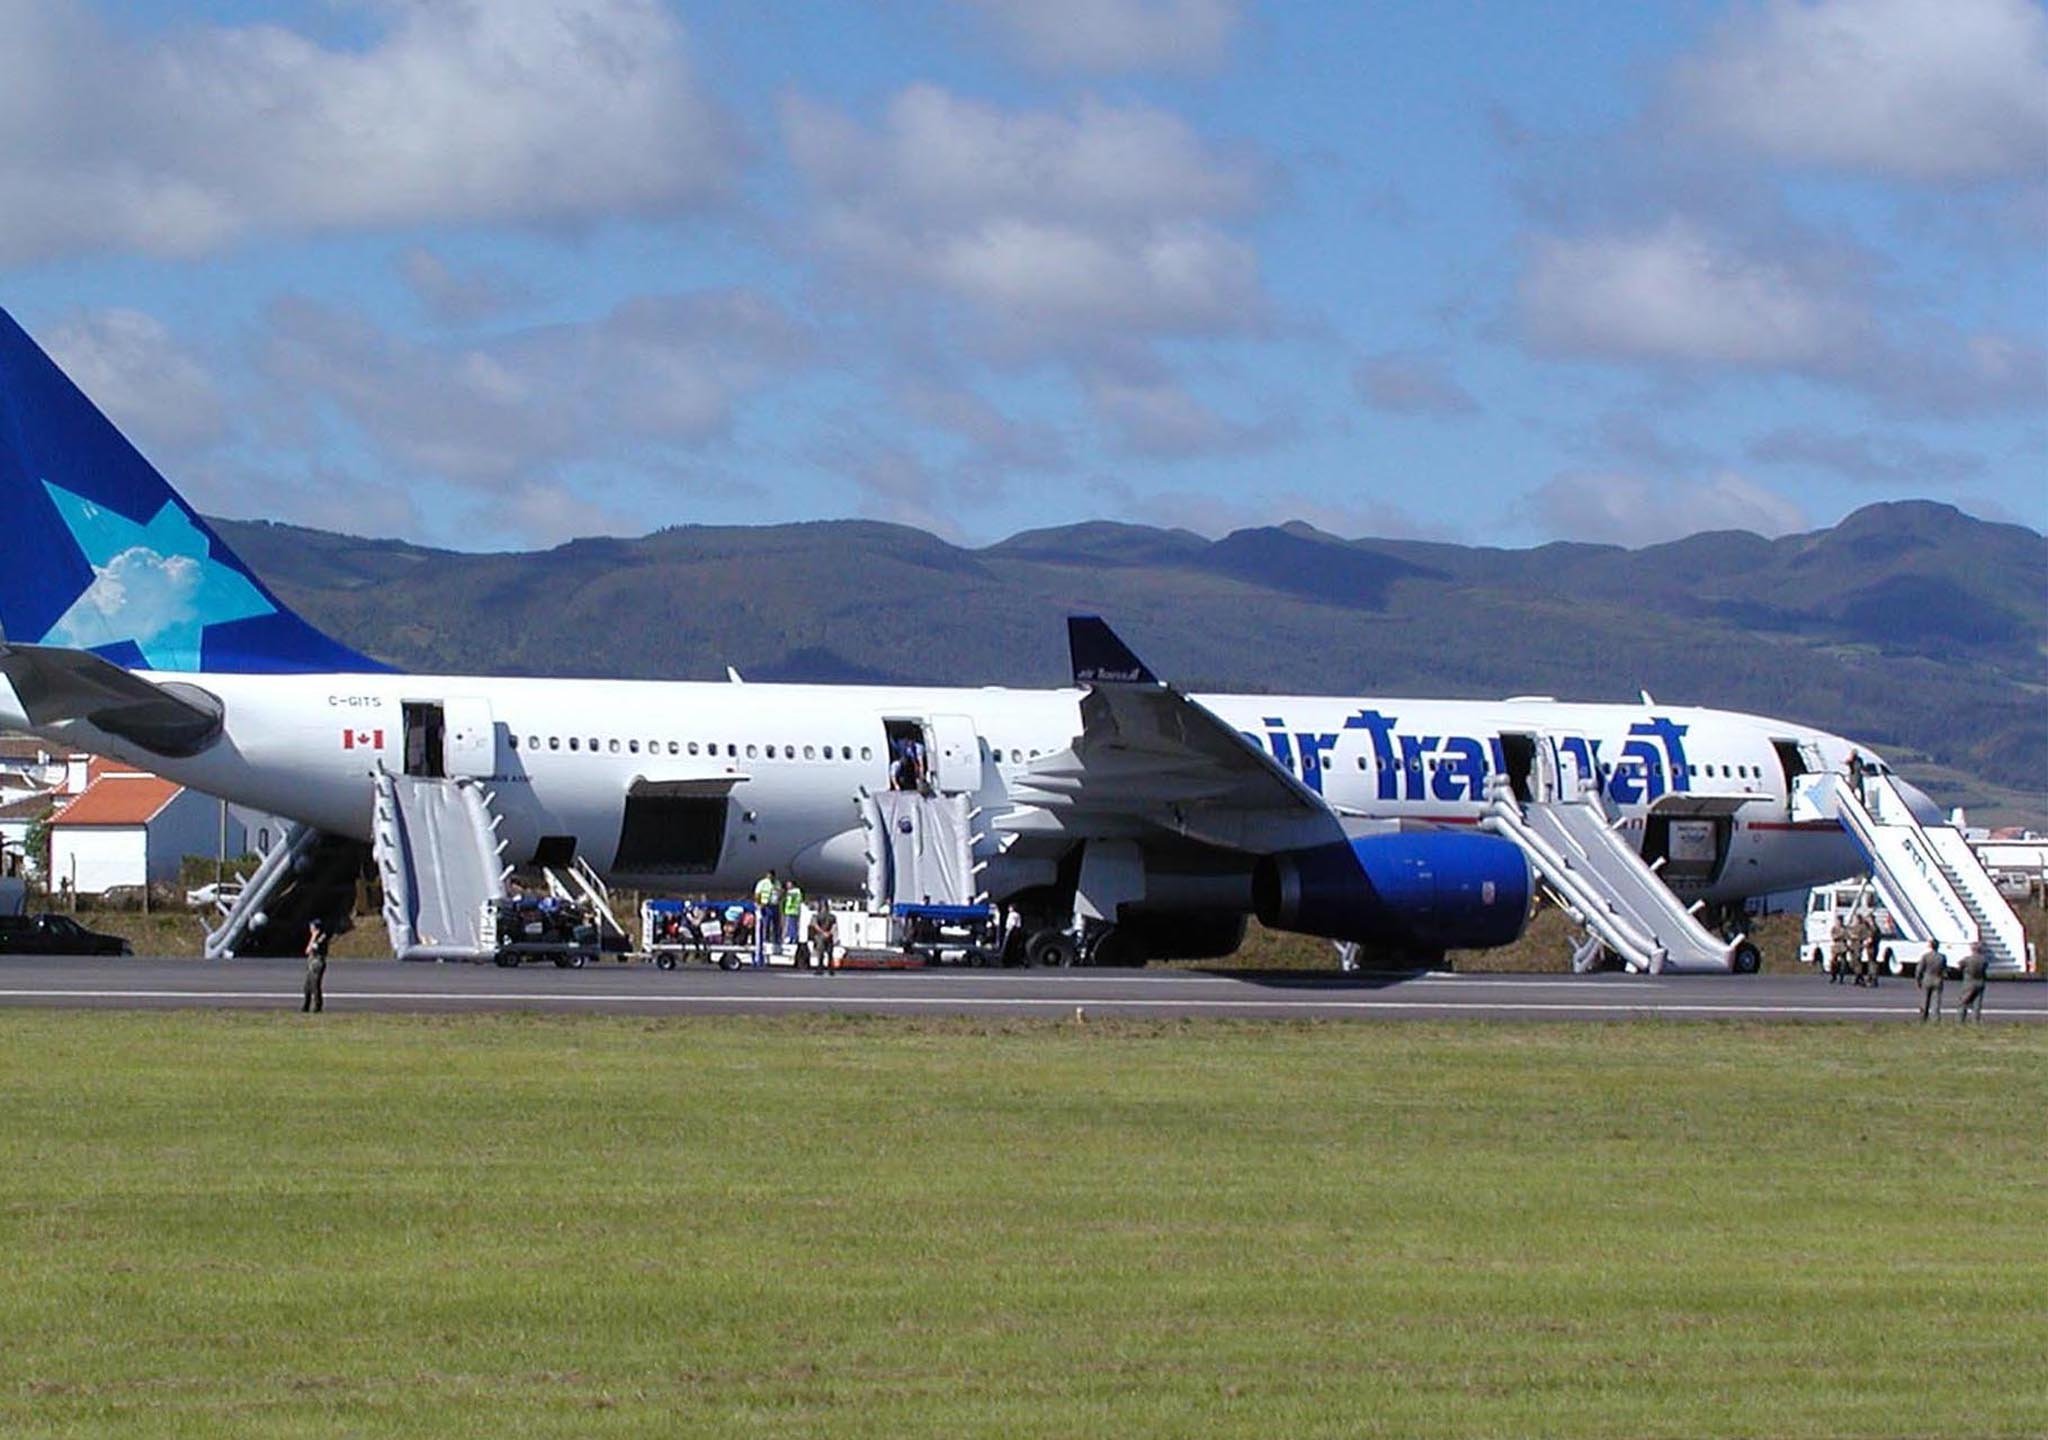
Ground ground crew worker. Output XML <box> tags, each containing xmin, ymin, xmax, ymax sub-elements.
<box><xmin>1851</xmin><ymin>911</ymin><xmax>1877</xmax><ymax>988</ymax></box>
<box><xmin>1828</xmin><ymin>917</ymin><xmax>1850</xmax><ymax>985</ymax></box>
<box><xmin>1861</xmin><ymin>912</ymin><xmax>1882</xmax><ymax>988</ymax></box>
<box><xmin>302</xmin><ymin>918</ymin><xmax>330</xmax><ymax>1014</ymax></box>
<box><xmin>1915</xmin><ymin>939</ymin><xmax>1945</xmax><ymax>1023</ymax></box>
<box><xmin>808</xmin><ymin>906</ymin><xmax>837</xmax><ymax>974</ymax></box>
<box><xmin>1955</xmin><ymin>942</ymin><xmax>1988</xmax><ymax>1024</ymax></box>
<box><xmin>752</xmin><ymin>869</ymin><xmax>779</xmax><ymax>967</ymax></box>
<box><xmin>782</xmin><ymin>880</ymin><xmax>804</xmax><ymax>953</ymax></box>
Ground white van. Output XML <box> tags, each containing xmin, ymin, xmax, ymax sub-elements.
<box><xmin>1801</xmin><ymin>881</ymin><xmax>1908</xmax><ymax>974</ymax></box>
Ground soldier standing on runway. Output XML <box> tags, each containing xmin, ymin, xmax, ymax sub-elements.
<box><xmin>1955</xmin><ymin>943</ymin><xmax>1989</xmax><ymax>1024</ymax></box>
<box><xmin>302</xmin><ymin>918</ymin><xmax>330</xmax><ymax>1014</ymax></box>
<box><xmin>1915</xmin><ymin>939</ymin><xmax>1945</xmax><ymax>1023</ymax></box>
<box><xmin>1829</xmin><ymin>917</ymin><xmax>1850</xmax><ymax>985</ymax></box>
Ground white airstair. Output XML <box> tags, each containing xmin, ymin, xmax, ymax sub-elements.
<box><xmin>544</xmin><ymin>855</ymin><xmax>630</xmax><ymax>949</ymax></box>
<box><xmin>1797</xmin><ymin>769</ymin><xmax>2034</xmax><ymax>975</ymax></box>
<box><xmin>372</xmin><ymin>766</ymin><xmax>512</xmax><ymax>961</ymax></box>
<box><xmin>858</xmin><ymin>788</ymin><xmax>986</xmax><ymax>908</ymax></box>
<box><xmin>1481</xmin><ymin>736</ymin><xmax>1740</xmax><ymax>974</ymax></box>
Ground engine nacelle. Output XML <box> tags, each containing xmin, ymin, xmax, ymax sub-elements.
<box><xmin>1253</xmin><ymin>832</ymin><xmax>1530</xmax><ymax>952</ymax></box>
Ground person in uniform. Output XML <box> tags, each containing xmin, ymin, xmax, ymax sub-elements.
<box><xmin>1915</xmin><ymin>939</ymin><xmax>1946</xmax><ymax>1023</ymax></box>
<box><xmin>752</xmin><ymin>870</ymin><xmax>779</xmax><ymax>966</ymax></box>
<box><xmin>1954</xmin><ymin>942</ymin><xmax>1988</xmax><ymax>1024</ymax></box>
<box><xmin>302</xmin><ymin>917</ymin><xmax>330</xmax><ymax>1014</ymax></box>
<box><xmin>1851</xmin><ymin>911</ymin><xmax>1877</xmax><ymax>988</ymax></box>
<box><xmin>1828</xmin><ymin>917</ymin><xmax>1850</xmax><ymax>985</ymax></box>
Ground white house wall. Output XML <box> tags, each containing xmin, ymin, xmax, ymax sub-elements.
<box><xmin>51</xmin><ymin>827</ymin><xmax>147</xmax><ymax>895</ymax></box>
<box><xmin>149</xmin><ymin>792</ymin><xmax>247</xmax><ymax>885</ymax></box>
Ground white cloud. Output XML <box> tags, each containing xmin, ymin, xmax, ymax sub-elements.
<box><xmin>1517</xmin><ymin>216</ymin><xmax>2047</xmax><ymax>416</ymax></box>
<box><xmin>783</xmin><ymin>85</ymin><xmax>1271</xmax><ymax>349</ymax></box>
<box><xmin>256</xmin><ymin>290</ymin><xmax>806</xmax><ymax>542</ymax></box>
<box><xmin>398</xmin><ymin>248</ymin><xmax>527</xmax><ymax>326</ymax></box>
<box><xmin>0</xmin><ymin>0</ymin><xmax>737</xmax><ymax>263</ymax></box>
<box><xmin>1747</xmin><ymin>426</ymin><xmax>1987</xmax><ymax>485</ymax></box>
<box><xmin>954</xmin><ymin>0</ymin><xmax>1244</xmax><ymax>74</ymax></box>
<box><xmin>1082</xmin><ymin>367</ymin><xmax>1287</xmax><ymax>459</ymax></box>
<box><xmin>895</xmin><ymin>381</ymin><xmax>1069</xmax><ymax>473</ymax></box>
<box><xmin>1670</xmin><ymin>0</ymin><xmax>2048</xmax><ymax>184</ymax></box>
<box><xmin>1352</xmin><ymin>351</ymin><xmax>1480</xmax><ymax>416</ymax></box>
<box><xmin>1519</xmin><ymin>217</ymin><xmax>1867</xmax><ymax>368</ymax></box>
<box><xmin>43</xmin><ymin>308</ymin><xmax>228</xmax><ymax>457</ymax></box>
<box><xmin>1522</xmin><ymin>470</ymin><xmax>1808</xmax><ymax>546</ymax></box>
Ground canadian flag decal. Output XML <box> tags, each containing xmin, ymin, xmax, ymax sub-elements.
<box><xmin>343</xmin><ymin>728</ymin><xmax>385</xmax><ymax>751</ymax></box>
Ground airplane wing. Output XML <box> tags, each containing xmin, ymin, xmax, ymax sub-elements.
<box><xmin>0</xmin><ymin>643</ymin><xmax>223</xmax><ymax>757</ymax></box>
<box><xmin>1002</xmin><ymin>618</ymin><xmax>1343</xmax><ymax>853</ymax></box>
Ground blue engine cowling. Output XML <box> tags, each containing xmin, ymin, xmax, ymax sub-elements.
<box><xmin>1252</xmin><ymin>832</ymin><xmax>1531</xmax><ymax>952</ymax></box>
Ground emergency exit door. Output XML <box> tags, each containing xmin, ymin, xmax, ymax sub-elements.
<box><xmin>926</xmin><ymin>714</ymin><xmax>984</xmax><ymax>794</ymax></box>
<box><xmin>443</xmin><ymin>697</ymin><xmax>497</xmax><ymax>779</ymax></box>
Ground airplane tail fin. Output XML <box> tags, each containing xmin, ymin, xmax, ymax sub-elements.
<box><xmin>0</xmin><ymin>307</ymin><xmax>383</xmax><ymax>674</ymax></box>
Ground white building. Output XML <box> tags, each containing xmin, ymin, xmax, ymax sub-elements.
<box><xmin>47</xmin><ymin>772</ymin><xmax>246</xmax><ymax>896</ymax></box>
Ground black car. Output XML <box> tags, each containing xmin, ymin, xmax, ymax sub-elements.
<box><xmin>0</xmin><ymin>913</ymin><xmax>133</xmax><ymax>956</ymax></box>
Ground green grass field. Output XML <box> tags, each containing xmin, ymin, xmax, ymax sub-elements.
<box><xmin>2</xmin><ymin>1013</ymin><xmax>2044</xmax><ymax>1438</ymax></box>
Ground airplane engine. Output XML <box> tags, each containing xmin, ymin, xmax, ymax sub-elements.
<box><xmin>1252</xmin><ymin>832</ymin><xmax>1530</xmax><ymax>952</ymax></box>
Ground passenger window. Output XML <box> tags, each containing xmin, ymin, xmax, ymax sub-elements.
<box><xmin>569</xmin><ymin>737</ymin><xmax>580</xmax><ymax>752</ymax></box>
<box><xmin>508</xmin><ymin>735</ymin><xmax>519</xmax><ymax>751</ymax></box>
<box><xmin>803</xmin><ymin>745</ymin><xmax>815</xmax><ymax>760</ymax></box>
<box><xmin>746</xmin><ymin>744</ymin><xmax>758</xmax><ymax>759</ymax></box>
<box><xmin>528</xmin><ymin>736</ymin><xmax>538</xmax><ymax>751</ymax></box>
<box><xmin>549</xmin><ymin>737</ymin><xmax>560</xmax><ymax>751</ymax></box>
<box><xmin>588</xmin><ymin>738</ymin><xmax>598</xmax><ymax>751</ymax></box>
<box><xmin>608</xmin><ymin>739</ymin><xmax>620</xmax><ymax>754</ymax></box>
<box><xmin>687</xmin><ymin>742</ymin><xmax>699</xmax><ymax>756</ymax></box>
<box><xmin>668</xmin><ymin>741</ymin><xmax>679</xmax><ymax>755</ymax></box>
<box><xmin>628</xmin><ymin>740</ymin><xmax>639</xmax><ymax>754</ymax></box>
<box><xmin>861</xmin><ymin>746</ymin><xmax>873</xmax><ymax>761</ymax></box>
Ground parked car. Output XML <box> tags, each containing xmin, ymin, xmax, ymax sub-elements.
<box><xmin>0</xmin><ymin>913</ymin><xmax>133</xmax><ymax>956</ymax></box>
<box><xmin>186</xmin><ymin>880</ymin><xmax>246</xmax><ymax>909</ymax></box>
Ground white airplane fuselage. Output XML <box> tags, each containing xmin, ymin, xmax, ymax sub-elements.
<box><xmin>2</xmin><ymin>668</ymin><xmax>1869</xmax><ymax>907</ymax></box>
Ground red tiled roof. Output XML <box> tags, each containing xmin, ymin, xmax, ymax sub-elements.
<box><xmin>49</xmin><ymin>775</ymin><xmax>182</xmax><ymax>827</ymax></box>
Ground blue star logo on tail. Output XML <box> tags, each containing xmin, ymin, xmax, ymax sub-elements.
<box><xmin>37</xmin><ymin>480</ymin><xmax>275</xmax><ymax>671</ymax></box>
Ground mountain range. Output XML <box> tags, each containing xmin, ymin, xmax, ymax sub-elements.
<box><xmin>213</xmin><ymin>500</ymin><xmax>2048</xmax><ymax>823</ymax></box>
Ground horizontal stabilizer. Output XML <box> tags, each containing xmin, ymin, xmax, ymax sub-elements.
<box><xmin>0</xmin><ymin>643</ymin><xmax>223</xmax><ymax>757</ymax></box>
<box><xmin>1068</xmin><ymin>615</ymin><xmax>1159</xmax><ymax>686</ymax></box>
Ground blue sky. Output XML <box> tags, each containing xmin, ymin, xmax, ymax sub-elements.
<box><xmin>2</xmin><ymin>0</ymin><xmax>2042</xmax><ymax>551</ymax></box>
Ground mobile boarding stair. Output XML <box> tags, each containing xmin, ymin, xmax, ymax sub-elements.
<box><xmin>1482</xmin><ymin>736</ymin><xmax>1742</xmax><ymax>974</ymax></box>
<box><xmin>543</xmin><ymin>855</ymin><xmax>632</xmax><ymax>953</ymax></box>
<box><xmin>1797</xmin><ymin>769</ymin><xmax>2035</xmax><ymax>976</ymax></box>
<box><xmin>372</xmin><ymin>765</ymin><xmax>512</xmax><ymax>962</ymax></box>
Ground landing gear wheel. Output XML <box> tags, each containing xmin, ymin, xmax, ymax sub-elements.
<box><xmin>1731</xmin><ymin>941</ymin><xmax>1762</xmax><ymax>975</ymax></box>
<box><xmin>494</xmin><ymin>954</ymin><xmax>520</xmax><ymax>968</ymax></box>
<box><xmin>1025</xmin><ymin>929</ymin><xmax>1079</xmax><ymax>969</ymax></box>
<box><xmin>655</xmin><ymin>953</ymin><xmax>677</xmax><ymax>972</ymax></box>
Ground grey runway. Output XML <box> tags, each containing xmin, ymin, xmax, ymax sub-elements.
<box><xmin>1</xmin><ymin>956</ymin><xmax>2043</xmax><ymax>1021</ymax></box>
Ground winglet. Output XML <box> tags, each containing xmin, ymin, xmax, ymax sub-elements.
<box><xmin>1068</xmin><ymin>616</ymin><xmax>1159</xmax><ymax>686</ymax></box>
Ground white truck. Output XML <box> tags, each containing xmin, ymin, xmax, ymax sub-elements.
<box><xmin>1801</xmin><ymin>879</ymin><xmax>2036</xmax><ymax>977</ymax></box>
